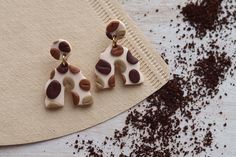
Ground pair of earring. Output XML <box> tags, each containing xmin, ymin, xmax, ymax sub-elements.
<box><xmin>45</xmin><ymin>20</ymin><xmax>144</xmax><ymax>109</ymax></box>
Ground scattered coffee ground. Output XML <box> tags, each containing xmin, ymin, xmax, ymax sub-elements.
<box><xmin>203</xmin><ymin>131</ymin><xmax>213</xmax><ymax>147</ymax></box>
<box><xmin>181</xmin><ymin>0</ymin><xmax>223</xmax><ymax>37</ymax></box>
<box><xmin>194</xmin><ymin>52</ymin><xmax>232</xmax><ymax>96</ymax></box>
<box><xmin>66</xmin><ymin>0</ymin><xmax>236</xmax><ymax>156</ymax></box>
<box><xmin>180</xmin><ymin>0</ymin><xmax>233</xmax><ymax>37</ymax></box>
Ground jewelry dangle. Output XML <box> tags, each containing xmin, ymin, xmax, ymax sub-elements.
<box><xmin>95</xmin><ymin>20</ymin><xmax>144</xmax><ymax>89</ymax></box>
<box><xmin>45</xmin><ymin>39</ymin><xmax>93</xmax><ymax>109</ymax></box>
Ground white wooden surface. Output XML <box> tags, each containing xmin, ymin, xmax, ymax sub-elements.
<box><xmin>0</xmin><ymin>0</ymin><xmax>235</xmax><ymax>156</ymax></box>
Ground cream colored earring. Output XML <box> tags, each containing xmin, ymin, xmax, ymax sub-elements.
<box><xmin>45</xmin><ymin>39</ymin><xmax>93</xmax><ymax>109</ymax></box>
<box><xmin>95</xmin><ymin>20</ymin><xmax>144</xmax><ymax>89</ymax></box>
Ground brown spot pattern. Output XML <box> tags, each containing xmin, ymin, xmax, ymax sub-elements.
<box><xmin>96</xmin><ymin>76</ymin><xmax>105</xmax><ymax>89</ymax></box>
<box><xmin>46</xmin><ymin>80</ymin><xmax>61</xmax><ymax>99</ymax></box>
<box><xmin>50</xmin><ymin>48</ymin><xmax>60</xmax><ymax>60</ymax></box>
<box><xmin>82</xmin><ymin>96</ymin><xmax>93</xmax><ymax>105</ymax></box>
<box><xmin>79</xmin><ymin>79</ymin><xmax>91</xmax><ymax>91</ymax></box>
<box><xmin>121</xmin><ymin>74</ymin><xmax>126</xmax><ymax>84</ymax></box>
<box><xmin>108</xmin><ymin>75</ymin><xmax>115</xmax><ymax>87</ymax></box>
<box><xmin>50</xmin><ymin>70</ymin><xmax>55</xmax><ymax>79</ymax></box>
<box><xmin>95</xmin><ymin>59</ymin><xmax>112</xmax><ymax>75</ymax></box>
<box><xmin>106</xmin><ymin>32</ymin><xmax>113</xmax><ymax>40</ymax></box>
<box><xmin>69</xmin><ymin>65</ymin><xmax>80</xmax><ymax>74</ymax></box>
<box><xmin>71</xmin><ymin>91</ymin><xmax>80</xmax><ymax>105</ymax></box>
<box><xmin>57</xmin><ymin>63</ymin><xmax>69</xmax><ymax>74</ymax></box>
<box><xmin>115</xmin><ymin>60</ymin><xmax>126</xmax><ymax>73</ymax></box>
<box><xmin>127</xmin><ymin>51</ymin><xmax>138</xmax><ymax>65</ymax></box>
<box><xmin>53</xmin><ymin>40</ymin><xmax>59</xmax><ymax>44</ymax></box>
<box><xmin>106</xmin><ymin>21</ymin><xmax>119</xmax><ymax>33</ymax></box>
<box><xmin>116</xmin><ymin>30</ymin><xmax>126</xmax><ymax>39</ymax></box>
<box><xmin>59</xmin><ymin>41</ymin><xmax>71</xmax><ymax>53</ymax></box>
<box><xmin>111</xmin><ymin>45</ymin><xmax>124</xmax><ymax>56</ymax></box>
<box><xmin>129</xmin><ymin>69</ymin><xmax>140</xmax><ymax>83</ymax></box>
<box><xmin>63</xmin><ymin>77</ymin><xmax>75</xmax><ymax>90</ymax></box>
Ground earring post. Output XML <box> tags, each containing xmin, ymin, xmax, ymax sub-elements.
<box><xmin>62</xmin><ymin>55</ymin><xmax>67</xmax><ymax>66</ymax></box>
<box><xmin>112</xmin><ymin>36</ymin><xmax>118</xmax><ymax>47</ymax></box>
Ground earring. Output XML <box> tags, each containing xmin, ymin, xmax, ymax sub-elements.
<box><xmin>95</xmin><ymin>20</ymin><xmax>144</xmax><ymax>89</ymax></box>
<box><xmin>45</xmin><ymin>39</ymin><xmax>93</xmax><ymax>109</ymax></box>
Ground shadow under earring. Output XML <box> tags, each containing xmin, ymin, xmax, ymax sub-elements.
<box><xmin>45</xmin><ymin>39</ymin><xmax>93</xmax><ymax>109</ymax></box>
<box><xmin>95</xmin><ymin>20</ymin><xmax>144</xmax><ymax>89</ymax></box>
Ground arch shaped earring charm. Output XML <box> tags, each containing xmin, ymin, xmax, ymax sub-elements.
<box><xmin>45</xmin><ymin>39</ymin><xmax>93</xmax><ymax>109</ymax></box>
<box><xmin>95</xmin><ymin>20</ymin><xmax>144</xmax><ymax>89</ymax></box>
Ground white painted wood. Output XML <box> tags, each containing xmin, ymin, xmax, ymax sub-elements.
<box><xmin>0</xmin><ymin>0</ymin><xmax>235</xmax><ymax>156</ymax></box>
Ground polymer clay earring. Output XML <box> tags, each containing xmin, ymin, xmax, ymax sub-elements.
<box><xmin>45</xmin><ymin>39</ymin><xmax>93</xmax><ymax>109</ymax></box>
<box><xmin>95</xmin><ymin>20</ymin><xmax>144</xmax><ymax>89</ymax></box>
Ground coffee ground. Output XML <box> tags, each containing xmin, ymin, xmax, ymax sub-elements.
<box><xmin>194</xmin><ymin>52</ymin><xmax>232</xmax><ymax>95</ymax></box>
<box><xmin>181</xmin><ymin>0</ymin><xmax>231</xmax><ymax>37</ymax></box>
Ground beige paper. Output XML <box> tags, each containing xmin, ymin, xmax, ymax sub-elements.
<box><xmin>0</xmin><ymin>0</ymin><xmax>169</xmax><ymax>145</ymax></box>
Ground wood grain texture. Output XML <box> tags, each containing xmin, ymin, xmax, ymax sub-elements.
<box><xmin>0</xmin><ymin>0</ymin><xmax>235</xmax><ymax>156</ymax></box>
